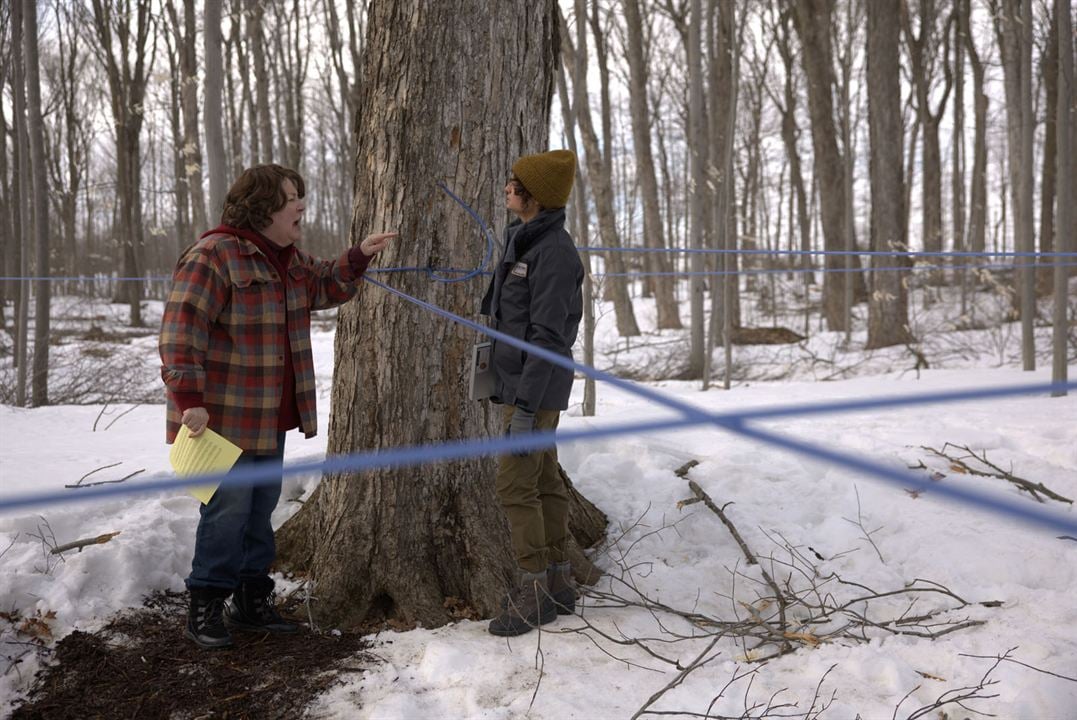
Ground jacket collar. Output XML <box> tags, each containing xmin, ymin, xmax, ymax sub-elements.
<box><xmin>203</xmin><ymin>224</ymin><xmax>298</xmax><ymax>267</ymax></box>
<box><xmin>504</xmin><ymin>208</ymin><xmax>566</xmax><ymax>263</ymax></box>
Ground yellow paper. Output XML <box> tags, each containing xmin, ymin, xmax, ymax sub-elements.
<box><xmin>169</xmin><ymin>426</ymin><xmax>243</xmax><ymax>504</ymax></box>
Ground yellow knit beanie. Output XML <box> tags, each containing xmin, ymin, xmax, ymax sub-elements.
<box><xmin>511</xmin><ymin>149</ymin><xmax>576</xmax><ymax>209</ymax></box>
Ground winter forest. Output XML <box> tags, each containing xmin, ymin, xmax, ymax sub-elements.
<box><xmin>1</xmin><ymin>0</ymin><xmax>1076</xmax><ymax>717</ymax></box>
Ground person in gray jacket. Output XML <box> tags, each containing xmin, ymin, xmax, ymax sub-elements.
<box><xmin>480</xmin><ymin>149</ymin><xmax>584</xmax><ymax>636</ymax></box>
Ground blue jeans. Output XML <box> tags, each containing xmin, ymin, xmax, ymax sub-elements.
<box><xmin>186</xmin><ymin>432</ymin><xmax>286</xmax><ymax>591</ymax></box>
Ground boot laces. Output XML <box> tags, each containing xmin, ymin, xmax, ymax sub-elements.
<box><xmin>252</xmin><ymin>592</ymin><xmax>282</xmax><ymax>622</ymax></box>
<box><xmin>198</xmin><ymin>596</ymin><xmax>225</xmax><ymax>628</ymax></box>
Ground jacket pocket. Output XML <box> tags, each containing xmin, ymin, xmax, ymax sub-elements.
<box><xmin>228</xmin><ymin>265</ymin><xmax>280</xmax><ymax>321</ymax></box>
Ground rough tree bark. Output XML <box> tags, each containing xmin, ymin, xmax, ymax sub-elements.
<box><xmin>866</xmin><ymin>0</ymin><xmax>915</xmax><ymax>349</ymax></box>
<box><xmin>275</xmin><ymin>2</ymin><xmax>606</xmax><ymax>628</ymax></box>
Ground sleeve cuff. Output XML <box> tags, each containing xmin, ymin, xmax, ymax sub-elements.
<box><xmin>343</xmin><ymin>245</ymin><xmax>374</xmax><ymax>282</ymax></box>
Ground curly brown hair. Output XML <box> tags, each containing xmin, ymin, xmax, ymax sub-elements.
<box><xmin>219</xmin><ymin>164</ymin><xmax>306</xmax><ymax>230</ymax></box>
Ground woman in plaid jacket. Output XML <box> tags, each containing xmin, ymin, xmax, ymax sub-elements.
<box><xmin>160</xmin><ymin>164</ymin><xmax>394</xmax><ymax>649</ymax></box>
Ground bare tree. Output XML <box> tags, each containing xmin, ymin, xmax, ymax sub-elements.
<box><xmin>836</xmin><ymin>0</ymin><xmax>863</xmax><ymax>339</ymax></box>
<box><xmin>87</xmin><ymin>0</ymin><xmax>155</xmax><ymax>327</ymax></box>
<box><xmin>204</xmin><ymin>0</ymin><xmax>227</xmax><ymax>218</ymax></box>
<box><xmin>247</xmin><ymin>0</ymin><xmax>273</xmax><ymax>162</ymax></box>
<box><xmin>562</xmin><ymin>0</ymin><xmax>640</xmax><ymax>338</ymax></box>
<box><xmin>992</xmin><ymin>0</ymin><xmax>1036</xmax><ymax>369</ymax></box>
<box><xmin>959</xmin><ymin>0</ymin><xmax>988</xmax><ymax>266</ymax></box>
<box><xmin>623</xmin><ymin>0</ymin><xmax>682</xmax><ymax>330</ymax></box>
<box><xmin>703</xmin><ymin>0</ymin><xmax>738</xmax><ymax>389</ymax></box>
<box><xmin>792</xmin><ymin>0</ymin><xmax>852</xmax><ymax>332</ymax></box>
<box><xmin>866</xmin><ymin>0</ymin><xmax>915</xmax><ymax>349</ymax></box>
<box><xmin>686</xmin><ymin>0</ymin><xmax>706</xmax><ymax>375</ymax></box>
<box><xmin>11</xmin><ymin>0</ymin><xmax>30</xmax><ymax>404</ymax></box>
<box><xmin>276</xmin><ymin>2</ymin><xmax>603</xmax><ymax>627</ymax></box>
<box><xmin>0</xmin><ymin>0</ymin><xmax>10</xmax><ymax>333</ymax></box>
<box><xmin>44</xmin><ymin>2</ymin><xmax>91</xmax><ymax>279</ymax></box>
<box><xmin>166</xmin><ymin>0</ymin><xmax>208</xmax><ymax>234</ymax></box>
<box><xmin>951</xmin><ymin>0</ymin><xmax>967</xmax><ymax>312</ymax></box>
<box><xmin>23</xmin><ymin>0</ymin><xmax>50</xmax><ymax>405</ymax></box>
<box><xmin>1053</xmin><ymin>0</ymin><xmax>1073</xmax><ymax>396</ymax></box>
<box><xmin>269</xmin><ymin>0</ymin><xmax>309</xmax><ymax>171</ymax></box>
<box><xmin>762</xmin><ymin>6</ymin><xmax>814</xmax><ymax>334</ymax></box>
<box><xmin>557</xmin><ymin>61</ymin><xmax>597</xmax><ymax>415</ymax></box>
<box><xmin>1037</xmin><ymin>7</ymin><xmax>1059</xmax><ymax>296</ymax></box>
<box><xmin>901</xmin><ymin>0</ymin><xmax>954</xmax><ymax>285</ymax></box>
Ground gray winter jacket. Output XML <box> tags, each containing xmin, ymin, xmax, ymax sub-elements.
<box><xmin>480</xmin><ymin>208</ymin><xmax>583</xmax><ymax>412</ymax></box>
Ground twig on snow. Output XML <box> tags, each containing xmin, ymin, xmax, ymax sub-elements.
<box><xmin>49</xmin><ymin>531</ymin><xmax>121</xmax><ymax>555</ymax></box>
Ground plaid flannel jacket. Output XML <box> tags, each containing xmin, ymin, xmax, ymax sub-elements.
<box><xmin>160</xmin><ymin>231</ymin><xmax>363</xmax><ymax>453</ymax></box>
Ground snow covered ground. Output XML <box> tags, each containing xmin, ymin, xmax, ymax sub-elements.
<box><xmin>1</xmin><ymin>289</ymin><xmax>1076</xmax><ymax>718</ymax></box>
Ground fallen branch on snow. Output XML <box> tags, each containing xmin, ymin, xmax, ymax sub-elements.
<box><xmin>919</xmin><ymin>443</ymin><xmax>1073</xmax><ymax>505</ymax></box>
<box><xmin>50</xmin><ymin>531</ymin><xmax>121</xmax><ymax>555</ymax></box>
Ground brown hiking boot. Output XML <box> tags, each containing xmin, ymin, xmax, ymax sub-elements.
<box><xmin>488</xmin><ymin>570</ymin><xmax>557</xmax><ymax>637</ymax></box>
<box><xmin>546</xmin><ymin>561</ymin><xmax>577</xmax><ymax>615</ymax></box>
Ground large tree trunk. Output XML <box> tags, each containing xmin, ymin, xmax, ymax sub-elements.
<box><xmin>866</xmin><ymin>0</ymin><xmax>915</xmax><ymax>349</ymax></box>
<box><xmin>276</xmin><ymin>2</ymin><xmax>605</xmax><ymax>629</ymax></box>
<box><xmin>792</xmin><ymin>0</ymin><xmax>847</xmax><ymax>331</ymax></box>
<box><xmin>623</xmin><ymin>0</ymin><xmax>681</xmax><ymax>330</ymax></box>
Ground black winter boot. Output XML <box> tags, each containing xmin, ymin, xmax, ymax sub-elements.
<box><xmin>225</xmin><ymin>576</ymin><xmax>298</xmax><ymax>633</ymax></box>
<box><xmin>546</xmin><ymin>561</ymin><xmax>577</xmax><ymax>615</ymax></box>
<box><xmin>186</xmin><ymin>586</ymin><xmax>233</xmax><ymax>649</ymax></box>
<box><xmin>488</xmin><ymin>570</ymin><xmax>557</xmax><ymax>637</ymax></box>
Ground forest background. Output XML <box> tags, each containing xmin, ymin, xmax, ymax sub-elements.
<box><xmin>0</xmin><ymin>0</ymin><xmax>1073</xmax><ymax>407</ymax></box>
<box><xmin>1</xmin><ymin>0</ymin><xmax>1076</xmax><ymax>716</ymax></box>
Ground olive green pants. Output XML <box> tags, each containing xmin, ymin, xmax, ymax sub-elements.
<box><xmin>495</xmin><ymin>406</ymin><xmax>570</xmax><ymax>574</ymax></box>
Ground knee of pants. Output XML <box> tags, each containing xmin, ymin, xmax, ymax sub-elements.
<box><xmin>496</xmin><ymin>462</ymin><xmax>542</xmax><ymax>507</ymax></box>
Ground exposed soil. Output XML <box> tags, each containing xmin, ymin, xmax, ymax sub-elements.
<box><xmin>10</xmin><ymin>590</ymin><xmax>374</xmax><ymax>720</ymax></box>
